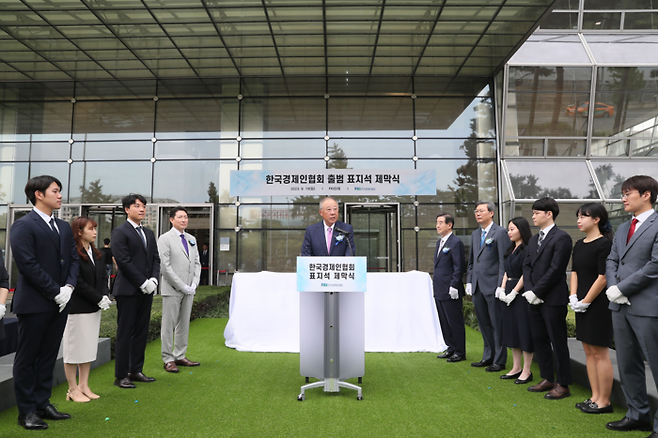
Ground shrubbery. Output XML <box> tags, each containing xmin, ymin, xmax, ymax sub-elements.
<box><xmin>99</xmin><ymin>286</ymin><xmax>230</xmax><ymax>359</ymax></box>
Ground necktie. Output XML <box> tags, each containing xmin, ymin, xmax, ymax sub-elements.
<box><xmin>480</xmin><ymin>229</ymin><xmax>486</xmax><ymax>247</ymax></box>
<box><xmin>180</xmin><ymin>233</ymin><xmax>189</xmax><ymax>255</ymax></box>
<box><xmin>49</xmin><ymin>217</ymin><xmax>59</xmax><ymax>236</ymax></box>
<box><xmin>438</xmin><ymin>238</ymin><xmax>445</xmax><ymax>256</ymax></box>
<box><xmin>627</xmin><ymin>218</ymin><xmax>639</xmax><ymax>244</ymax></box>
<box><xmin>137</xmin><ymin>226</ymin><xmax>147</xmax><ymax>248</ymax></box>
<box><xmin>326</xmin><ymin>227</ymin><xmax>332</xmax><ymax>254</ymax></box>
<box><xmin>537</xmin><ymin>230</ymin><xmax>545</xmax><ymax>253</ymax></box>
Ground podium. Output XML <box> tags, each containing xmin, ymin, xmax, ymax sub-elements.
<box><xmin>296</xmin><ymin>256</ymin><xmax>367</xmax><ymax>401</ymax></box>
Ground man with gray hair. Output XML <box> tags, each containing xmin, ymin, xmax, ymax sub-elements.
<box><xmin>301</xmin><ymin>197</ymin><xmax>354</xmax><ymax>257</ymax></box>
<box><xmin>466</xmin><ymin>201</ymin><xmax>510</xmax><ymax>372</ymax></box>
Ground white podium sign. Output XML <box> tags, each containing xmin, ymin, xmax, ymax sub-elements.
<box><xmin>296</xmin><ymin>256</ymin><xmax>367</xmax><ymax>292</ymax></box>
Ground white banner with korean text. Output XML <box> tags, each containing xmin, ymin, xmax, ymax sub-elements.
<box><xmin>230</xmin><ymin>169</ymin><xmax>436</xmax><ymax>196</ymax></box>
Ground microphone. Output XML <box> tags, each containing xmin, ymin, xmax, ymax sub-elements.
<box><xmin>334</xmin><ymin>225</ymin><xmax>354</xmax><ymax>256</ymax></box>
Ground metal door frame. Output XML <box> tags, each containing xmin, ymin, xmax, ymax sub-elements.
<box><xmin>344</xmin><ymin>202</ymin><xmax>401</xmax><ymax>272</ymax></box>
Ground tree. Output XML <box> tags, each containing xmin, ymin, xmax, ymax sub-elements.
<box><xmin>208</xmin><ymin>181</ymin><xmax>219</xmax><ymax>204</ymax></box>
<box><xmin>80</xmin><ymin>179</ymin><xmax>112</xmax><ymax>203</ymax></box>
<box><xmin>328</xmin><ymin>142</ymin><xmax>349</xmax><ymax>169</ymax></box>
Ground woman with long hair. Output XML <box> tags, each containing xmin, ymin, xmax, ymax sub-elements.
<box><xmin>570</xmin><ymin>203</ymin><xmax>614</xmax><ymax>414</ymax></box>
<box><xmin>497</xmin><ymin>217</ymin><xmax>534</xmax><ymax>384</ymax></box>
<box><xmin>62</xmin><ymin>217</ymin><xmax>111</xmax><ymax>402</ymax></box>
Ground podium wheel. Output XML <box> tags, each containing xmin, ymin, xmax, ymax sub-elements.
<box><xmin>305</xmin><ymin>377</ymin><xmax>309</xmax><ymax>383</ymax></box>
<box><xmin>357</xmin><ymin>396</ymin><xmax>363</xmax><ymax>401</ymax></box>
<box><xmin>358</xmin><ymin>377</ymin><xmax>362</xmax><ymax>384</ymax></box>
<box><xmin>298</xmin><ymin>394</ymin><xmax>305</xmax><ymax>401</ymax></box>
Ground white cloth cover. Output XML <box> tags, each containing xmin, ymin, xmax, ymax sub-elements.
<box><xmin>224</xmin><ymin>271</ymin><xmax>447</xmax><ymax>353</ymax></box>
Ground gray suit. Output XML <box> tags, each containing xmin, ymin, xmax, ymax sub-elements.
<box><xmin>607</xmin><ymin>211</ymin><xmax>658</xmax><ymax>430</ymax></box>
<box><xmin>467</xmin><ymin>222</ymin><xmax>510</xmax><ymax>365</ymax></box>
<box><xmin>158</xmin><ymin>227</ymin><xmax>201</xmax><ymax>363</ymax></box>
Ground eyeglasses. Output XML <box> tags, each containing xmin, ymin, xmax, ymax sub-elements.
<box><xmin>621</xmin><ymin>190</ymin><xmax>639</xmax><ymax>200</ymax></box>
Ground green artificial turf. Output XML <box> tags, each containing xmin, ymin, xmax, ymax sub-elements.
<box><xmin>0</xmin><ymin>319</ymin><xmax>647</xmax><ymax>438</ymax></box>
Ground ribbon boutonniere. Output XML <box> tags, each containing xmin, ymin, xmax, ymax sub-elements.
<box><xmin>189</xmin><ymin>239</ymin><xmax>196</xmax><ymax>246</ymax></box>
<box><xmin>485</xmin><ymin>237</ymin><xmax>494</xmax><ymax>250</ymax></box>
<box><xmin>335</xmin><ymin>234</ymin><xmax>344</xmax><ymax>245</ymax></box>
<box><xmin>442</xmin><ymin>247</ymin><xmax>450</xmax><ymax>253</ymax></box>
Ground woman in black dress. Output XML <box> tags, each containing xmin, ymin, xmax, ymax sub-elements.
<box><xmin>570</xmin><ymin>203</ymin><xmax>613</xmax><ymax>414</ymax></box>
<box><xmin>498</xmin><ymin>217</ymin><xmax>534</xmax><ymax>384</ymax></box>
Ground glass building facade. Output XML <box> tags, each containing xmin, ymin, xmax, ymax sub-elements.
<box><xmin>501</xmin><ymin>0</ymin><xmax>658</xmax><ymax>247</ymax></box>
<box><xmin>4</xmin><ymin>0</ymin><xmax>655</xmax><ymax>284</ymax></box>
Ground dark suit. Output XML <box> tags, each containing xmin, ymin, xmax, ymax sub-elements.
<box><xmin>200</xmin><ymin>248</ymin><xmax>209</xmax><ymax>285</ymax></box>
<box><xmin>0</xmin><ymin>252</ymin><xmax>9</xmax><ymax>341</ymax></box>
<box><xmin>522</xmin><ymin>225</ymin><xmax>573</xmax><ymax>386</ymax></box>
<box><xmin>69</xmin><ymin>252</ymin><xmax>109</xmax><ymax>315</ymax></box>
<box><xmin>301</xmin><ymin>221</ymin><xmax>355</xmax><ymax>256</ymax></box>
<box><xmin>606</xmin><ymin>211</ymin><xmax>658</xmax><ymax>429</ymax></box>
<box><xmin>467</xmin><ymin>223</ymin><xmax>510</xmax><ymax>365</ymax></box>
<box><xmin>9</xmin><ymin>209</ymin><xmax>79</xmax><ymax>415</ymax></box>
<box><xmin>433</xmin><ymin>233</ymin><xmax>466</xmax><ymax>357</ymax></box>
<box><xmin>112</xmin><ymin>221</ymin><xmax>160</xmax><ymax>379</ymax></box>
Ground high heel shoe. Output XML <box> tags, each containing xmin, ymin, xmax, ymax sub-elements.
<box><xmin>66</xmin><ymin>390</ymin><xmax>90</xmax><ymax>403</ymax></box>
<box><xmin>81</xmin><ymin>389</ymin><xmax>100</xmax><ymax>400</ymax></box>
<box><xmin>515</xmin><ymin>373</ymin><xmax>533</xmax><ymax>385</ymax></box>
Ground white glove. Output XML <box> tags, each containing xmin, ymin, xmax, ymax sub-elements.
<box><xmin>0</xmin><ymin>303</ymin><xmax>5</xmax><ymax>319</ymax></box>
<box><xmin>465</xmin><ymin>283</ymin><xmax>472</xmax><ymax>296</ymax></box>
<box><xmin>504</xmin><ymin>291</ymin><xmax>519</xmax><ymax>306</ymax></box>
<box><xmin>522</xmin><ymin>290</ymin><xmax>544</xmax><ymax>305</ymax></box>
<box><xmin>495</xmin><ymin>287</ymin><xmax>506</xmax><ymax>301</ymax></box>
<box><xmin>449</xmin><ymin>287</ymin><xmax>459</xmax><ymax>300</ymax></box>
<box><xmin>569</xmin><ymin>294</ymin><xmax>579</xmax><ymax>307</ymax></box>
<box><xmin>182</xmin><ymin>285</ymin><xmax>194</xmax><ymax>295</ymax></box>
<box><xmin>141</xmin><ymin>279</ymin><xmax>157</xmax><ymax>294</ymax></box>
<box><xmin>55</xmin><ymin>285</ymin><xmax>73</xmax><ymax>312</ymax></box>
<box><xmin>572</xmin><ymin>300</ymin><xmax>591</xmax><ymax>313</ymax></box>
<box><xmin>98</xmin><ymin>296</ymin><xmax>111</xmax><ymax>310</ymax></box>
<box><xmin>606</xmin><ymin>285</ymin><xmax>630</xmax><ymax>305</ymax></box>
<box><xmin>149</xmin><ymin>277</ymin><xmax>158</xmax><ymax>286</ymax></box>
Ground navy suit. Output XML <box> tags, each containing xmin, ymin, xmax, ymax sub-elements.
<box><xmin>301</xmin><ymin>220</ymin><xmax>354</xmax><ymax>256</ymax></box>
<box><xmin>112</xmin><ymin>221</ymin><xmax>160</xmax><ymax>379</ymax></box>
<box><xmin>433</xmin><ymin>233</ymin><xmax>466</xmax><ymax>357</ymax></box>
<box><xmin>522</xmin><ymin>225</ymin><xmax>573</xmax><ymax>386</ymax></box>
<box><xmin>69</xmin><ymin>253</ymin><xmax>109</xmax><ymax>315</ymax></box>
<box><xmin>10</xmin><ymin>209</ymin><xmax>79</xmax><ymax>415</ymax></box>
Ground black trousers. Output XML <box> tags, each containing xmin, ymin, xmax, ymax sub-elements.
<box><xmin>115</xmin><ymin>293</ymin><xmax>153</xmax><ymax>379</ymax></box>
<box><xmin>529</xmin><ymin>304</ymin><xmax>572</xmax><ymax>386</ymax></box>
<box><xmin>14</xmin><ymin>310</ymin><xmax>68</xmax><ymax>415</ymax></box>
<box><xmin>435</xmin><ymin>297</ymin><xmax>466</xmax><ymax>357</ymax></box>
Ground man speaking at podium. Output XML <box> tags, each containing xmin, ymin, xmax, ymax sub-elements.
<box><xmin>301</xmin><ymin>197</ymin><xmax>355</xmax><ymax>257</ymax></box>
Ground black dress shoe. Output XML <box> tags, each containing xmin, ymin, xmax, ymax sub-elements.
<box><xmin>647</xmin><ymin>432</ymin><xmax>658</xmax><ymax>438</ymax></box>
<box><xmin>486</xmin><ymin>364</ymin><xmax>505</xmax><ymax>372</ymax></box>
<box><xmin>114</xmin><ymin>377</ymin><xmax>136</xmax><ymax>389</ymax></box>
<box><xmin>575</xmin><ymin>399</ymin><xmax>592</xmax><ymax>410</ymax></box>
<box><xmin>515</xmin><ymin>373</ymin><xmax>533</xmax><ymax>384</ymax></box>
<box><xmin>580</xmin><ymin>402</ymin><xmax>613</xmax><ymax>414</ymax></box>
<box><xmin>446</xmin><ymin>354</ymin><xmax>466</xmax><ymax>363</ymax></box>
<box><xmin>128</xmin><ymin>372</ymin><xmax>156</xmax><ymax>383</ymax></box>
<box><xmin>18</xmin><ymin>412</ymin><xmax>48</xmax><ymax>430</ymax></box>
<box><xmin>437</xmin><ymin>351</ymin><xmax>453</xmax><ymax>359</ymax></box>
<box><xmin>500</xmin><ymin>371</ymin><xmax>522</xmax><ymax>380</ymax></box>
<box><xmin>39</xmin><ymin>405</ymin><xmax>71</xmax><ymax>421</ymax></box>
<box><xmin>606</xmin><ymin>417</ymin><xmax>652</xmax><ymax>432</ymax></box>
<box><xmin>471</xmin><ymin>359</ymin><xmax>493</xmax><ymax>367</ymax></box>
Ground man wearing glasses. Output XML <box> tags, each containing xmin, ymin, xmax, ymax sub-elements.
<box><xmin>465</xmin><ymin>201</ymin><xmax>510</xmax><ymax>372</ymax></box>
<box><xmin>605</xmin><ymin>175</ymin><xmax>658</xmax><ymax>436</ymax></box>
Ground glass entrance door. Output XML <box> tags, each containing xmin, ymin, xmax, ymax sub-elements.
<box><xmin>157</xmin><ymin>204</ymin><xmax>213</xmax><ymax>285</ymax></box>
<box><xmin>344</xmin><ymin>203</ymin><xmax>400</xmax><ymax>272</ymax></box>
